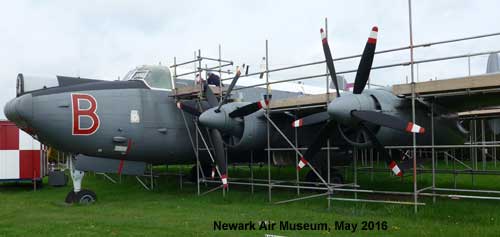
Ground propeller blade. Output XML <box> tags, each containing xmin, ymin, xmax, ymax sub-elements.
<box><xmin>320</xmin><ymin>28</ymin><xmax>340</xmax><ymax>98</ymax></box>
<box><xmin>228</xmin><ymin>99</ymin><xmax>269</xmax><ymax>118</ymax></box>
<box><xmin>292</xmin><ymin>111</ymin><xmax>329</xmax><ymax>128</ymax></box>
<box><xmin>353</xmin><ymin>26</ymin><xmax>378</xmax><ymax>94</ymax></box>
<box><xmin>359</xmin><ymin>123</ymin><xmax>403</xmax><ymax>176</ymax></box>
<box><xmin>217</xmin><ymin>68</ymin><xmax>242</xmax><ymax>111</ymax></box>
<box><xmin>204</xmin><ymin>84</ymin><xmax>219</xmax><ymax>108</ymax></box>
<box><xmin>352</xmin><ymin>110</ymin><xmax>425</xmax><ymax>134</ymax></box>
<box><xmin>297</xmin><ymin>121</ymin><xmax>336</xmax><ymax>170</ymax></box>
<box><xmin>209</xmin><ymin>129</ymin><xmax>228</xmax><ymax>188</ymax></box>
<box><xmin>176</xmin><ymin>101</ymin><xmax>201</xmax><ymax>116</ymax></box>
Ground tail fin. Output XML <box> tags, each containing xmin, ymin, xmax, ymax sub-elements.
<box><xmin>329</xmin><ymin>75</ymin><xmax>350</xmax><ymax>91</ymax></box>
<box><xmin>486</xmin><ymin>53</ymin><xmax>500</xmax><ymax>73</ymax></box>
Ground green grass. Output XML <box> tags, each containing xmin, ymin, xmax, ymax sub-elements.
<box><xmin>1</xmin><ymin>163</ymin><xmax>500</xmax><ymax>237</ymax></box>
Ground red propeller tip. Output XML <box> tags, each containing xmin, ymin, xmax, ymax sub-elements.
<box><xmin>296</xmin><ymin>157</ymin><xmax>309</xmax><ymax>170</ymax></box>
<box><xmin>257</xmin><ymin>99</ymin><xmax>270</xmax><ymax>109</ymax></box>
<box><xmin>292</xmin><ymin>119</ymin><xmax>303</xmax><ymax>128</ymax></box>
<box><xmin>320</xmin><ymin>28</ymin><xmax>327</xmax><ymax>42</ymax></box>
<box><xmin>389</xmin><ymin>160</ymin><xmax>403</xmax><ymax>176</ymax></box>
<box><xmin>405</xmin><ymin>122</ymin><xmax>425</xmax><ymax>134</ymax></box>
<box><xmin>368</xmin><ymin>27</ymin><xmax>378</xmax><ymax>44</ymax></box>
<box><xmin>221</xmin><ymin>174</ymin><xmax>228</xmax><ymax>188</ymax></box>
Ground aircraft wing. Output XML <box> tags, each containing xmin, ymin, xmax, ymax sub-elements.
<box><xmin>268</xmin><ymin>93</ymin><xmax>336</xmax><ymax>119</ymax></box>
<box><xmin>392</xmin><ymin>73</ymin><xmax>500</xmax><ymax>113</ymax></box>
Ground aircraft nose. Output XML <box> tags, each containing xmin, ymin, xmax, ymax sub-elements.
<box><xmin>4</xmin><ymin>94</ymin><xmax>33</xmax><ymax>124</ymax></box>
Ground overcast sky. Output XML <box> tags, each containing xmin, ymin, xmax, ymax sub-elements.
<box><xmin>1</xmin><ymin>0</ymin><xmax>500</xmax><ymax>119</ymax></box>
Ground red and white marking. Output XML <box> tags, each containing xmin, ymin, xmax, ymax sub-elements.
<box><xmin>367</xmin><ymin>26</ymin><xmax>378</xmax><ymax>44</ymax></box>
<box><xmin>291</xmin><ymin>119</ymin><xmax>303</xmax><ymax>128</ymax></box>
<box><xmin>221</xmin><ymin>174</ymin><xmax>228</xmax><ymax>188</ymax></box>
<box><xmin>176</xmin><ymin>102</ymin><xmax>182</xmax><ymax>110</ymax></box>
<box><xmin>257</xmin><ymin>99</ymin><xmax>270</xmax><ymax>109</ymax></box>
<box><xmin>389</xmin><ymin>160</ymin><xmax>403</xmax><ymax>177</ymax></box>
<box><xmin>344</xmin><ymin>82</ymin><xmax>354</xmax><ymax>92</ymax></box>
<box><xmin>296</xmin><ymin>157</ymin><xmax>309</xmax><ymax>170</ymax></box>
<box><xmin>0</xmin><ymin>121</ymin><xmax>43</xmax><ymax>180</ymax></box>
<box><xmin>405</xmin><ymin>122</ymin><xmax>425</xmax><ymax>133</ymax></box>
<box><xmin>320</xmin><ymin>28</ymin><xmax>327</xmax><ymax>44</ymax></box>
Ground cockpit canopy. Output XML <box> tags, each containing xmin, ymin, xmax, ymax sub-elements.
<box><xmin>123</xmin><ymin>65</ymin><xmax>173</xmax><ymax>90</ymax></box>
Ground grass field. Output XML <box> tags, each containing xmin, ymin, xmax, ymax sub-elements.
<box><xmin>1</xmin><ymin>163</ymin><xmax>500</xmax><ymax>237</ymax></box>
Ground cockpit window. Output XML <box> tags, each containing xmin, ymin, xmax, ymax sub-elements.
<box><xmin>132</xmin><ymin>70</ymin><xmax>149</xmax><ymax>80</ymax></box>
<box><xmin>124</xmin><ymin>66</ymin><xmax>173</xmax><ymax>90</ymax></box>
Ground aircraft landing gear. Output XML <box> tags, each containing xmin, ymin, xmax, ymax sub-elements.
<box><xmin>65</xmin><ymin>156</ymin><xmax>97</xmax><ymax>204</ymax></box>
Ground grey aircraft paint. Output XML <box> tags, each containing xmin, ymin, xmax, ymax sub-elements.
<box><xmin>4</xmin><ymin>64</ymin><xmax>472</xmax><ymax>172</ymax></box>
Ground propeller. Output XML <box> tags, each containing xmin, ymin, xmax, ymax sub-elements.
<box><xmin>297</xmin><ymin>122</ymin><xmax>336</xmax><ymax>170</ymax></box>
<box><xmin>294</xmin><ymin>26</ymin><xmax>424</xmax><ymax>178</ymax></box>
<box><xmin>291</xmin><ymin>111</ymin><xmax>329</xmax><ymax>128</ymax></box>
<box><xmin>290</xmin><ymin>26</ymin><xmax>377</xmax><ymax>126</ymax></box>
<box><xmin>228</xmin><ymin>98</ymin><xmax>270</xmax><ymax>118</ymax></box>
<box><xmin>176</xmin><ymin>68</ymin><xmax>245</xmax><ymax>189</ymax></box>
<box><xmin>321</xmin><ymin>28</ymin><xmax>340</xmax><ymax>98</ymax></box>
<box><xmin>351</xmin><ymin>110</ymin><xmax>425</xmax><ymax>134</ymax></box>
<box><xmin>353</xmin><ymin>26</ymin><xmax>378</xmax><ymax>94</ymax></box>
<box><xmin>359</xmin><ymin>122</ymin><xmax>403</xmax><ymax>176</ymax></box>
<box><xmin>200</xmin><ymin>85</ymin><xmax>230</xmax><ymax>188</ymax></box>
<box><xmin>209</xmin><ymin>128</ymin><xmax>228</xmax><ymax>188</ymax></box>
<box><xmin>216</xmin><ymin>68</ymin><xmax>242</xmax><ymax>112</ymax></box>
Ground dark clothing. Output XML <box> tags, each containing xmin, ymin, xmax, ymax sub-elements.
<box><xmin>207</xmin><ymin>74</ymin><xmax>222</xmax><ymax>87</ymax></box>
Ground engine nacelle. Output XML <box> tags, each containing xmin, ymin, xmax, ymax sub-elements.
<box><xmin>198</xmin><ymin>102</ymin><xmax>269</xmax><ymax>150</ymax></box>
<box><xmin>226</xmin><ymin>111</ymin><xmax>268</xmax><ymax>150</ymax></box>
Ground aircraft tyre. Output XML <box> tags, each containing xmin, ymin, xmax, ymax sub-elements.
<box><xmin>65</xmin><ymin>189</ymin><xmax>97</xmax><ymax>204</ymax></box>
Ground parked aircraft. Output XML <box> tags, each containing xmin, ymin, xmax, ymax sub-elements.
<box><xmin>6</xmin><ymin>26</ymin><xmax>492</xmax><ymax>204</ymax></box>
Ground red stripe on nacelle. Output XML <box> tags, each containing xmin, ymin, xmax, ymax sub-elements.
<box><xmin>117</xmin><ymin>160</ymin><xmax>124</xmax><ymax>175</ymax></box>
<box><xmin>125</xmin><ymin>139</ymin><xmax>132</xmax><ymax>155</ymax></box>
<box><xmin>368</xmin><ymin>38</ymin><xmax>377</xmax><ymax>44</ymax></box>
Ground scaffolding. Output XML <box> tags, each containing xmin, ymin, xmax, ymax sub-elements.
<box><xmin>169</xmin><ymin>2</ymin><xmax>500</xmax><ymax>213</ymax></box>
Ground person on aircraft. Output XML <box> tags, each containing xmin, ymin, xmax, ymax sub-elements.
<box><xmin>195</xmin><ymin>73</ymin><xmax>205</xmax><ymax>85</ymax></box>
<box><xmin>207</xmin><ymin>72</ymin><xmax>222</xmax><ymax>87</ymax></box>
